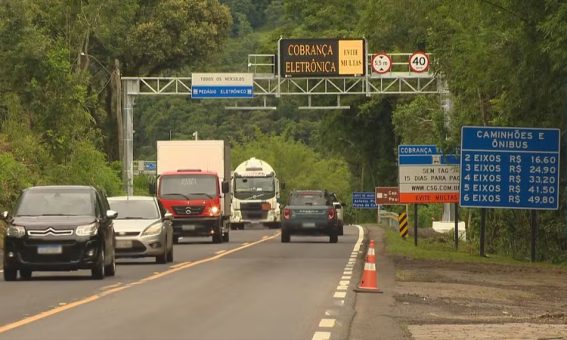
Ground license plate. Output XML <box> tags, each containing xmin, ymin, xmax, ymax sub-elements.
<box><xmin>303</xmin><ymin>222</ymin><xmax>316</xmax><ymax>228</ymax></box>
<box><xmin>37</xmin><ymin>244</ymin><xmax>62</xmax><ymax>255</ymax></box>
<box><xmin>115</xmin><ymin>240</ymin><xmax>133</xmax><ymax>249</ymax></box>
<box><xmin>182</xmin><ymin>224</ymin><xmax>196</xmax><ymax>231</ymax></box>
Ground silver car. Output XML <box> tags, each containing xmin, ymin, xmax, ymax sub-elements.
<box><xmin>108</xmin><ymin>196</ymin><xmax>173</xmax><ymax>264</ymax></box>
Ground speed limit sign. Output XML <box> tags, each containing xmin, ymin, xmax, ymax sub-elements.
<box><xmin>371</xmin><ymin>53</ymin><xmax>392</xmax><ymax>74</ymax></box>
<box><xmin>409</xmin><ymin>51</ymin><xmax>429</xmax><ymax>73</ymax></box>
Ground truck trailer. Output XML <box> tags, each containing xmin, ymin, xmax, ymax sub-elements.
<box><xmin>154</xmin><ymin>140</ymin><xmax>231</xmax><ymax>243</ymax></box>
<box><xmin>230</xmin><ymin>157</ymin><xmax>282</xmax><ymax>229</ymax></box>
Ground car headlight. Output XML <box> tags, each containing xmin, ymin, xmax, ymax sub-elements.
<box><xmin>142</xmin><ymin>223</ymin><xmax>163</xmax><ymax>236</ymax></box>
<box><xmin>6</xmin><ymin>225</ymin><xmax>26</xmax><ymax>238</ymax></box>
<box><xmin>76</xmin><ymin>223</ymin><xmax>98</xmax><ymax>236</ymax></box>
<box><xmin>209</xmin><ymin>206</ymin><xmax>220</xmax><ymax>216</ymax></box>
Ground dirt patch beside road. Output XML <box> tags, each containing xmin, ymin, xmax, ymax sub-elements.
<box><xmin>391</xmin><ymin>256</ymin><xmax>567</xmax><ymax>339</ymax></box>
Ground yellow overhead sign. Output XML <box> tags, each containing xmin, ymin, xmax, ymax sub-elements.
<box><xmin>279</xmin><ymin>38</ymin><xmax>366</xmax><ymax>78</ymax></box>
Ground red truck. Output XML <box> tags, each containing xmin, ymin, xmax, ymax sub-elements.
<box><xmin>152</xmin><ymin>140</ymin><xmax>231</xmax><ymax>244</ymax></box>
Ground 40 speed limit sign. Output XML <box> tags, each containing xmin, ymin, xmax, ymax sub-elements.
<box><xmin>409</xmin><ymin>51</ymin><xmax>429</xmax><ymax>73</ymax></box>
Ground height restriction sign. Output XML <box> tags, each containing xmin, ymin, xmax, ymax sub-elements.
<box><xmin>371</xmin><ymin>53</ymin><xmax>392</xmax><ymax>74</ymax></box>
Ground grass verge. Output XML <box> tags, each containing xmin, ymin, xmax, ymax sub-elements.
<box><xmin>381</xmin><ymin>226</ymin><xmax>567</xmax><ymax>269</ymax></box>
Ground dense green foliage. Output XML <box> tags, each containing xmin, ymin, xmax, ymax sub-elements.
<box><xmin>1</xmin><ymin>0</ymin><xmax>566</xmax><ymax>262</ymax></box>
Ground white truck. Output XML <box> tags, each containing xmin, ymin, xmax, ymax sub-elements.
<box><xmin>230</xmin><ymin>157</ymin><xmax>282</xmax><ymax>229</ymax></box>
<box><xmin>154</xmin><ymin>140</ymin><xmax>231</xmax><ymax>243</ymax></box>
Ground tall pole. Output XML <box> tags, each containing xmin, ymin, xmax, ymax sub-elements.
<box><xmin>414</xmin><ymin>204</ymin><xmax>418</xmax><ymax>246</ymax></box>
<box><xmin>530</xmin><ymin>210</ymin><xmax>538</xmax><ymax>262</ymax></box>
<box><xmin>480</xmin><ymin>208</ymin><xmax>486</xmax><ymax>257</ymax></box>
<box><xmin>454</xmin><ymin>203</ymin><xmax>459</xmax><ymax>250</ymax></box>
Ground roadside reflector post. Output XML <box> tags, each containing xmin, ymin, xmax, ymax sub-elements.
<box><xmin>398</xmin><ymin>212</ymin><xmax>409</xmax><ymax>238</ymax></box>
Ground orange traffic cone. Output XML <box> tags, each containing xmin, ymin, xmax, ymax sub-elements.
<box><xmin>355</xmin><ymin>240</ymin><xmax>383</xmax><ymax>293</ymax></box>
<box><xmin>366</xmin><ymin>240</ymin><xmax>376</xmax><ymax>263</ymax></box>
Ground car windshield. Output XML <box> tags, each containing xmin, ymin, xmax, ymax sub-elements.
<box><xmin>289</xmin><ymin>192</ymin><xmax>329</xmax><ymax>206</ymax></box>
<box><xmin>234</xmin><ymin>176</ymin><xmax>275</xmax><ymax>200</ymax></box>
<box><xmin>15</xmin><ymin>188</ymin><xmax>95</xmax><ymax>217</ymax></box>
<box><xmin>159</xmin><ymin>175</ymin><xmax>218</xmax><ymax>199</ymax></box>
<box><xmin>109</xmin><ymin>199</ymin><xmax>160</xmax><ymax>219</ymax></box>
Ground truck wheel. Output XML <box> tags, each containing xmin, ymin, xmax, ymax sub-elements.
<box><xmin>3</xmin><ymin>267</ymin><xmax>17</xmax><ymax>281</ymax></box>
<box><xmin>222</xmin><ymin>231</ymin><xmax>229</xmax><ymax>242</ymax></box>
<box><xmin>338</xmin><ymin>225</ymin><xmax>344</xmax><ymax>236</ymax></box>
<box><xmin>173</xmin><ymin>236</ymin><xmax>180</xmax><ymax>244</ymax></box>
<box><xmin>212</xmin><ymin>223</ymin><xmax>223</xmax><ymax>243</ymax></box>
<box><xmin>281</xmin><ymin>230</ymin><xmax>290</xmax><ymax>243</ymax></box>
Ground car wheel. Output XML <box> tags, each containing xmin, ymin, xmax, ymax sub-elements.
<box><xmin>20</xmin><ymin>269</ymin><xmax>32</xmax><ymax>280</ymax></box>
<box><xmin>281</xmin><ymin>230</ymin><xmax>290</xmax><ymax>243</ymax></box>
<box><xmin>330</xmin><ymin>232</ymin><xmax>338</xmax><ymax>243</ymax></box>
<box><xmin>4</xmin><ymin>267</ymin><xmax>17</xmax><ymax>281</ymax></box>
<box><xmin>156</xmin><ymin>247</ymin><xmax>167</xmax><ymax>264</ymax></box>
<box><xmin>91</xmin><ymin>247</ymin><xmax>105</xmax><ymax>280</ymax></box>
<box><xmin>105</xmin><ymin>251</ymin><xmax>116</xmax><ymax>277</ymax></box>
<box><xmin>167</xmin><ymin>245</ymin><xmax>173</xmax><ymax>262</ymax></box>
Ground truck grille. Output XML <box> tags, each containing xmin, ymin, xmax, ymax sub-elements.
<box><xmin>172</xmin><ymin>205</ymin><xmax>204</xmax><ymax>216</ymax></box>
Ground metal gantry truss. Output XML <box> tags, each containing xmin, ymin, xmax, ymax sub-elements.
<box><xmin>121</xmin><ymin>53</ymin><xmax>447</xmax><ymax>194</ymax></box>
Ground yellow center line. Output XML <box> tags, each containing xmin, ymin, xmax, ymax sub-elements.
<box><xmin>99</xmin><ymin>282</ymin><xmax>123</xmax><ymax>291</ymax></box>
<box><xmin>0</xmin><ymin>233</ymin><xmax>280</xmax><ymax>334</ymax></box>
<box><xmin>214</xmin><ymin>250</ymin><xmax>227</xmax><ymax>255</ymax></box>
<box><xmin>169</xmin><ymin>261</ymin><xmax>191</xmax><ymax>269</ymax></box>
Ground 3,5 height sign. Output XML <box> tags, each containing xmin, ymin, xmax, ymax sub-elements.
<box><xmin>460</xmin><ymin>126</ymin><xmax>560</xmax><ymax>210</ymax></box>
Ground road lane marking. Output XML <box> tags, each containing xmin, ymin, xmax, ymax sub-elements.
<box><xmin>319</xmin><ymin>319</ymin><xmax>336</xmax><ymax>328</ymax></box>
<box><xmin>0</xmin><ymin>233</ymin><xmax>280</xmax><ymax>334</ymax></box>
<box><xmin>99</xmin><ymin>283</ymin><xmax>123</xmax><ymax>291</ymax></box>
<box><xmin>312</xmin><ymin>331</ymin><xmax>331</xmax><ymax>340</ymax></box>
<box><xmin>333</xmin><ymin>291</ymin><xmax>347</xmax><ymax>298</ymax></box>
<box><xmin>241</xmin><ymin>242</ymin><xmax>250</xmax><ymax>245</ymax></box>
<box><xmin>170</xmin><ymin>261</ymin><xmax>191</xmax><ymax>269</ymax></box>
<box><xmin>214</xmin><ymin>250</ymin><xmax>226</xmax><ymax>255</ymax></box>
<box><xmin>312</xmin><ymin>225</ymin><xmax>363</xmax><ymax>340</ymax></box>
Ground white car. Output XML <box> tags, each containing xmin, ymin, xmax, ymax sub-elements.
<box><xmin>108</xmin><ymin>196</ymin><xmax>174</xmax><ymax>264</ymax></box>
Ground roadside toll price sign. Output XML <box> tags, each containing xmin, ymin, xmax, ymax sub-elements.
<box><xmin>408</xmin><ymin>51</ymin><xmax>429</xmax><ymax>73</ymax></box>
<box><xmin>460</xmin><ymin>126</ymin><xmax>560</xmax><ymax>210</ymax></box>
<box><xmin>398</xmin><ymin>145</ymin><xmax>460</xmax><ymax>204</ymax></box>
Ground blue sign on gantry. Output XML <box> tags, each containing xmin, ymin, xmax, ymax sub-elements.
<box><xmin>460</xmin><ymin>126</ymin><xmax>560</xmax><ymax>210</ymax></box>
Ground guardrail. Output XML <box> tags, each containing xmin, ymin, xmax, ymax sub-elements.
<box><xmin>378</xmin><ymin>211</ymin><xmax>400</xmax><ymax>230</ymax></box>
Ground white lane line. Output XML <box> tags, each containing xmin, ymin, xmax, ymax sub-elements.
<box><xmin>169</xmin><ymin>261</ymin><xmax>191</xmax><ymax>269</ymax></box>
<box><xmin>334</xmin><ymin>291</ymin><xmax>347</xmax><ymax>298</ymax></box>
<box><xmin>319</xmin><ymin>319</ymin><xmax>336</xmax><ymax>328</ymax></box>
<box><xmin>311</xmin><ymin>225</ymin><xmax>364</xmax><ymax>340</ymax></box>
<box><xmin>312</xmin><ymin>331</ymin><xmax>331</xmax><ymax>340</ymax></box>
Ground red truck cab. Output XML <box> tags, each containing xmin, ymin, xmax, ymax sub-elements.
<box><xmin>155</xmin><ymin>169</ymin><xmax>229</xmax><ymax>244</ymax></box>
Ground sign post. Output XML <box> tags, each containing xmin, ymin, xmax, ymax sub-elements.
<box><xmin>460</xmin><ymin>126</ymin><xmax>561</xmax><ymax>259</ymax></box>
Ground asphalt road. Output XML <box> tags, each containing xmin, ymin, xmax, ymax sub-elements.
<box><xmin>0</xmin><ymin>225</ymin><xmax>363</xmax><ymax>340</ymax></box>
